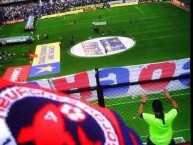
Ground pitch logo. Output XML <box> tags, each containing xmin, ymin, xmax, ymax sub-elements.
<box><xmin>70</xmin><ymin>36</ymin><xmax>135</xmax><ymax>57</ymax></box>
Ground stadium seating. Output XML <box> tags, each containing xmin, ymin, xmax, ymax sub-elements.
<box><xmin>0</xmin><ymin>0</ymin><xmax>102</xmax><ymax>23</ymax></box>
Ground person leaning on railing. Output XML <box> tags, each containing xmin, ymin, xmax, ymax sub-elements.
<box><xmin>137</xmin><ymin>89</ymin><xmax>178</xmax><ymax>145</ymax></box>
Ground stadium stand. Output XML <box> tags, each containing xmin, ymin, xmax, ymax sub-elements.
<box><xmin>0</xmin><ymin>0</ymin><xmax>189</xmax><ymax>25</ymax></box>
<box><xmin>0</xmin><ymin>0</ymin><xmax>102</xmax><ymax>24</ymax></box>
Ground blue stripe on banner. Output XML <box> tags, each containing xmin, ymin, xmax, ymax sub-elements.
<box><xmin>29</xmin><ymin>62</ymin><xmax>60</xmax><ymax>77</ymax></box>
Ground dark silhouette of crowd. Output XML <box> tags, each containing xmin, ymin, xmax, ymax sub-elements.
<box><xmin>0</xmin><ymin>51</ymin><xmax>15</xmax><ymax>63</ymax></box>
<box><xmin>0</xmin><ymin>0</ymin><xmax>102</xmax><ymax>23</ymax></box>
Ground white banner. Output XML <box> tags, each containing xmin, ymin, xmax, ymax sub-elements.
<box><xmin>28</xmin><ymin>58</ymin><xmax>190</xmax><ymax>100</ymax></box>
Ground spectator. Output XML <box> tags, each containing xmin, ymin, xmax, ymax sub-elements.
<box><xmin>27</xmin><ymin>47</ymin><xmax>32</xmax><ymax>54</ymax></box>
<box><xmin>71</xmin><ymin>34</ymin><xmax>74</xmax><ymax>41</ymax></box>
<box><xmin>137</xmin><ymin>89</ymin><xmax>178</xmax><ymax>145</ymax></box>
<box><xmin>0</xmin><ymin>78</ymin><xmax>143</xmax><ymax>145</ymax></box>
<box><xmin>44</xmin><ymin>33</ymin><xmax>48</xmax><ymax>39</ymax></box>
<box><xmin>59</xmin><ymin>36</ymin><xmax>62</xmax><ymax>42</ymax></box>
<box><xmin>59</xmin><ymin>42</ymin><xmax>62</xmax><ymax>48</ymax></box>
<box><xmin>96</xmin><ymin>27</ymin><xmax>99</xmax><ymax>33</ymax></box>
<box><xmin>108</xmin><ymin>29</ymin><xmax>110</xmax><ymax>35</ymax></box>
<box><xmin>98</xmin><ymin>14</ymin><xmax>101</xmax><ymax>19</ymax></box>
<box><xmin>70</xmin><ymin>39</ymin><xmax>74</xmax><ymax>46</ymax></box>
<box><xmin>122</xmin><ymin>30</ymin><xmax>125</xmax><ymax>36</ymax></box>
<box><xmin>93</xmin><ymin>26</ymin><xmax>98</xmax><ymax>33</ymax></box>
<box><xmin>102</xmin><ymin>30</ymin><xmax>104</xmax><ymax>36</ymax></box>
<box><xmin>22</xmin><ymin>52</ymin><xmax>28</xmax><ymax>58</ymax></box>
<box><xmin>136</xmin><ymin>19</ymin><xmax>140</xmax><ymax>24</ymax></box>
<box><xmin>8</xmin><ymin>53</ymin><xmax>15</xmax><ymax>62</ymax></box>
<box><xmin>70</xmin><ymin>34</ymin><xmax>75</xmax><ymax>45</ymax></box>
<box><xmin>129</xmin><ymin>20</ymin><xmax>132</xmax><ymax>25</ymax></box>
<box><xmin>37</xmin><ymin>34</ymin><xmax>40</xmax><ymax>40</ymax></box>
<box><xmin>0</xmin><ymin>64</ymin><xmax>5</xmax><ymax>71</ymax></box>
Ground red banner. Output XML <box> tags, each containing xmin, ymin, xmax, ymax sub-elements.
<box><xmin>2</xmin><ymin>19</ymin><xmax>24</xmax><ymax>25</ymax></box>
<box><xmin>3</xmin><ymin>65</ymin><xmax>31</xmax><ymax>82</ymax></box>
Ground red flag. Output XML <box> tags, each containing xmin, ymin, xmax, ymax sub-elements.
<box><xmin>2</xmin><ymin>65</ymin><xmax>31</xmax><ymax>82</ymax></box>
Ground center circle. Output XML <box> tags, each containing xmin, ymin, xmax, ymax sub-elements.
<box><xmin>70</xmin><ymin>36</ymin><xmax>135</xmax><ymax>57</ymax></box>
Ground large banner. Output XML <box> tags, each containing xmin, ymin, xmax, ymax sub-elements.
<box><xmin>0</xmin><ymin>36</ymin><xmax>34</xmax><ymax>45</ymax></box>
<box><xmin>2</xmin><ymin>65</ymin><xmax>31</xmax><ymax>82</ymax></box>
<box><xmin>29</xmin><ymin>42</ymin><xmax>60</xmax><ymax>77</ymax></box>
<box><xmin>28</xmin><ymin>58</ymin><xmax>190</xmax><ymax>100</ymax></box>
<box><xmin>24</xmin><ymin>15</ymin><xmax>35</xmax><ymax>31</ymax></box>
<box><xmin>108</xmin><ymin>1</ymin><xmax>138</xmax><ymax>7</ymax></box>
<box><xmin>92</xmin><ymin>21</ymin><xmax>107</xmax><ymax>26</ymax></box>
<box><xmin>98</xmin><ymin>58</ymin><xmax>190</xmax><ymax>98</ymax></box>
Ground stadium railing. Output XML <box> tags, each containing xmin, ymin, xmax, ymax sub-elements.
<box><xmin>63</xmin><ymin>68</ymin><xmax>190</xmax><ymax>143</ymax></box>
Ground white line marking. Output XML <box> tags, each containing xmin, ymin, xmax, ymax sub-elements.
<box><xmin>174</xmin><ymin>128</ymin><xmax>190</xmax><ymax>133</ymax></box>
<box><xmin>106</xmin><ymin>93</ymin><xmax>190</xmax><ymax>107</ymax></box>
<box><xmin>140</xmin><ymin>128</ymin><xmax>190</xmax><ymax>138</ymax></box>
<box><xmin>134</xmin><ymin>6</ymin><xmax>144</xmax><ymax>13</ymax></box>
<box><xmin>138</xmin><ymin>34</ymin><xmax>186</xmax><ymax>41</ymax></box>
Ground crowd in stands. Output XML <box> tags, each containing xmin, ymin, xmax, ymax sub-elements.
<box><xmin>0</xmin><ymin>0</ymin><xmax>102</xmax><ymax>23</ymax></box>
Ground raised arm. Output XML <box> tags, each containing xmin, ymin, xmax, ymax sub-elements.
<box><xmin>137</xmin><ymin>94</ymin><xmax>148</xmax><ymax>116</ymax></box>
<box><xmin>163</xmin><ymin>89</ymin><xmax>178</xmax><ymax>109</ymax></box>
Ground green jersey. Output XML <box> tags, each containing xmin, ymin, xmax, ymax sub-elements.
<box><xmin>142</xmin><ymin>109</ymin><xmax>177</xmax><ymax>145</ymax></box>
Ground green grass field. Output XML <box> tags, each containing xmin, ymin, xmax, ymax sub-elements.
<box><xmin>0</xmin><ymin>2</ymin><xmax>190</xmax><ymax>79</ymax></box>
<box><xmin>0</xmin><ymin>1</ymin><xmax>190</xmax><ymax>143</ymax></box>
<box><xmin>104</xmin><ymin>89</ymin><xmax>190</xmax><ymax>142</ymax></box>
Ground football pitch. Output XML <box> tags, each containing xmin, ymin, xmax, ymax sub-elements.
<box><xmin>0</xmin><ymin>1</ymin><xmax>190</xmax><ymax>142</ymax></box>
<box><xmin>0</xmin><ymin>2</ymin><xmax>190</xmax><ymax>80</ymax></box>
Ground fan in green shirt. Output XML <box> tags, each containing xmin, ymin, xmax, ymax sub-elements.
<box><xmin>138</xmin><ymin>89</ymin><xmax>178</xmax><ymax>145</ymax></box>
